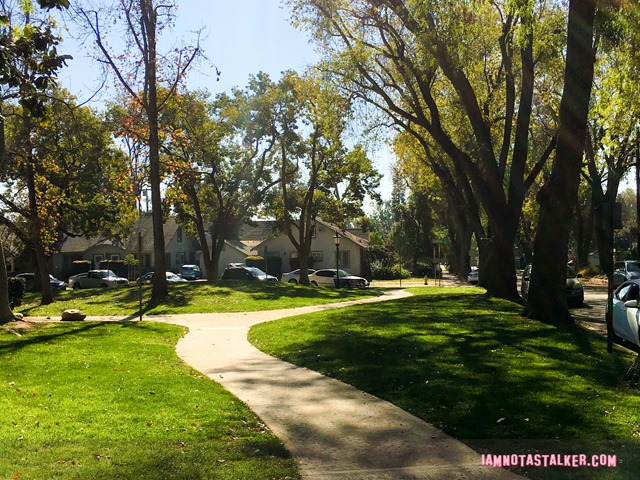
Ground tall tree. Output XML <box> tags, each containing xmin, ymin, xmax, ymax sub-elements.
<box><xmin>0</xmin><ymin>0</ymin><xmax>70</xmax><ymax>322</ymax></box>
<box><xmin>525</xmin><ymin>0</ymin><xmax>598</xmax><ymax>322</ymax></box>
<box><xmin>264</xmin><ymin>71</ymin><xmax>380</xmax><ymax>285</ymax></box>
<box><xmin>160</xmin><ymin>84</ymin><xmax>279</xmax><ymax>280</ymax></box>
<box><xmin>74</xmin><ymin>0</ymin><xmax>202</xmax><ymax>302</ymax></box>
<box><xmin>289</xmin><ymin>0</ymin><xmax>563</xmax><ymax>299</ymax></box>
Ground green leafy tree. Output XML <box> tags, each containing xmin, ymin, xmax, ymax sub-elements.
<box><xmin>160</xmin><ymin>84</ymin><xmax>279</xmax><ymax>280</ymax></box>
<box><xmin>525</xmin><ymin>0</ymin><xmax>613</xmax><ymax>322</ymax></box>
<box><xmin>0</xmin><ymin>0</ymin><xmax>70</xmax><ymax>322</ymax></box>
<box><xmin>1</xmin><ymin>88</ymin><xmax>136</xmax><ymax>301</ymax></box>
<box><xmin>75</xmin><ymin>0</ymin><xmax>203</xmax><ymax>302</ymax></box>
<box><xmin>263</xmin><ymin>71</ymin><xmax>381</xmax><ymax>285</ymax></box>
<box><xmin>289</xmin><ymin>0</ymin><xmax>564</xmax><ymax>299</ymax></box>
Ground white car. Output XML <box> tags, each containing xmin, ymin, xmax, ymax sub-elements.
<box><xmin>307</xmin><ymin>269</ymin><xmax>369</xmax><ymax>288</ymax></box>
<box><xmin>137</xmin><ymin>272</ymin><xmax>188</xmax><ymax>284</ymax></box>
<box><xmin>68</xmin><ymin>270</ymin><xmax>129</xmax><ymax>289</ymax></box>
<box><xmin>281</xmin><ymin>269</ymin><xmax>316</xmax><ymax>284</ymax></box>
<box><xmin>467</xmin><ymin>269</ymin><xmax>479</xmax><ymax>284</ymax></box>
<box><xmin>612</xmin><ymin>280</ymin><xmax>640</xmax><ymax>349</ymax></box>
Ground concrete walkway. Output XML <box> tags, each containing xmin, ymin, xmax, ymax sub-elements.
<box><xmin>153</xmin><ymin>289</ymin><xmax>523</xmax><ymax>480</ymax></box>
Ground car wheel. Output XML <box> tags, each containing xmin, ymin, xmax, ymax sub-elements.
<box><xmin>310</xmin><ymin>281</ymin><xmax>318</xmax><ymax>287</ymax></box>
<box><xmin>288</xmin><ymin>279</ymin><xmax>298</xmax><ymax>284</ymax></box>
<box><xmin>72</xmin><ymin>283</ymin><xmax>81</xmax><ymax>290</ymax></box>
<box><xmin>101</xmin><ymin>283</ymin><xmax>109</xmax><ymax>288</ymax></box>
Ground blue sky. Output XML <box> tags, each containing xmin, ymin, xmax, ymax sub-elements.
<box><xmin>57</xmin><ymin>1</ymin><xmax>392</xmax><ymax>205</ymax></box>
<box><xmin>60</xmin><ymin>1</ymin><xmax>320</xmax><ymax>104</ymax></box>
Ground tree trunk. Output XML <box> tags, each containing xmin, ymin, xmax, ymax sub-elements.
<box><xmin>625</xmin><ymin>354</ymin><xmax>640</xmax><ymax>385</ymax></box>
<box><xmin>144</xmin><ymin>1</ymin><xmax>168</xmax><ymax>302</ymax></box>
<box><xmin>525</xmin><ymin>0</ymin><xmax>597</xmax><ymax>322</ymax></box>
<box><xmin>479</xmin><ymin>221</ymin><xmax>519</xmax><ymax>299</ymax></box>
<box><xmin>297</xmin><ymin>252</ymin><xmax>312</xmax><ymax>286</ymax></box>
<box><xmin>0</xmin><ymin>242</ymin><xmax>18</xmax><ymax>324</ymax></box>
<box><xmin>576</xmin><ymin>201</ymin><xmax>594</xmax><ymax>269</ymax></box>
<box><xmin>23</xmin><ymin>125</ymin><xmax>53</xmax><ymax>305</ymax></box>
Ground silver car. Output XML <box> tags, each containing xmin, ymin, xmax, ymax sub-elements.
<box><xmin>308</xmin><ymin>269</ymin><xmax>369</xmax><ymax>288</ymax></box>
<box><xmin>68</xmin><ymin>270</ymin><xmax>129</xmax><ymax>289</ymax></box>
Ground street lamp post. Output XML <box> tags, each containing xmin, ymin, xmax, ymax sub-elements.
<box><xmin>334</xmin><ymin>232</ymin><xmax>340</xmax><ymax>288</ymax></box>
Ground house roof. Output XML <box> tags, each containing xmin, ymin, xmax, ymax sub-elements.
<box><xmin>316</xmin><ymin>218</ymin><xmax>370</xmax><ymax>249</ymax></box>
<box><xmin>252</xmin><ymin>217</ymin><xmax>370</xmax><ymax>251</ymax></box>
<box><xmin>59</xmin><ymin>216</ymin><xmax>181</xmax><ymax>254</ymax></box>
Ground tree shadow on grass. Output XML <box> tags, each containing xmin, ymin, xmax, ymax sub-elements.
<box><xmin>255</xmin><ymin>290</ymin><xmax>640</xmax><ymax>479</ymax></box>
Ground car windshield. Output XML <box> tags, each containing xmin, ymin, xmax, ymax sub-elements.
<box><xmin>627</xmin><ymin>262</ymin><xmax>640</xmax><ymax>273</ymax></box>
<box><xmin>337</xmin><ymin>269</ymin><xmax>349</xmax><ymax>278</ymax></box>
<box><xmin>104</xmin><ymin>270</ymin><xmax>118</xmax><ymax>278</ymax></box>
<box><xmin>246</xmin><ymin>267</ymin><xmax>266</xmax><ymax>276</ymax></box>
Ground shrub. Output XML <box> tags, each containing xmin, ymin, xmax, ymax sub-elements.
<box><xmin>578</xmin><ymin>267</ymin><xmax>600</xmax><ymax>279</ymax></box>
<box><xmin>371</xmin><ymin>261</ymin><xmax>411</xmax><ymax>280</ymax></box>
<box><xmin>245</xmin><ymin>255</ymin><xmax>266</xmax><ymax>271</ymax></box>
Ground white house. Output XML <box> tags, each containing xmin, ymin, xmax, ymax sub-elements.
<box><xmin>252</xmin><ymin>218</ymin><xmax>370</xmax><ymax>277</ymax></box>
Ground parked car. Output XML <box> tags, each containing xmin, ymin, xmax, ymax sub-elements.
<box><xmin>521</xmin><ymin>263</ymin><xmax>584</xmax><ymax>306</ymax></box>
<box><xmin>137</xmin><ymin>271</ymin><xmax>188</xmax><ymax>284</ymax></box>
<box><xmin>611</xmin><ymin>279</ymin><xmax>640</xmax><ymax>349</ymax></box>
<box><xmin>180</xmin><ymin>264</ymin><xmax>203</xmax><ymax>281</ymax></box>
<box><xmin>307</xmin><ymin>269</ymin><xmax>369</xmax><ymax>288</ymax></box>
<box><xmin>613</xmin><ymin>260</ymin><xmax>640</xmax><ymax>287</ymax></box>
<box><xmin>220</xmin><ymin>265</ymin><xmax>278</xmax><ymax>282</ymax></box>
<box><xmin>467</xmin><ymin>269</ymin><xmax>479</xmax><ymax>285</ymax></box>
<box><xmin>68</xmin><ymin>270</ymin><xmax>129</xmax><ymax>289</ymax></box>
<box><xmin>281</xmin><ymin>268</ymin><xmax>316</xmax><ymax>284</ymax></box>
<box><xmin>15</xmin><ymin>273</ymin><xmax>66</xmax><ymax>292</ymax></box>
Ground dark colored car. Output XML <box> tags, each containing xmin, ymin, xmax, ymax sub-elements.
<box><xmin>221</xmin><ymin>265</ymin><xmax>278</xmax><ymax>282</ymax></box>
<box><xmin>180</xmin><ymin>264</ymin><xmax>203</xmax><ymax>281</ymax></box>
<box><xmin>14</xmin><ymin>273</ymin><xmax>66</xmax><ymax>292</ymax></box>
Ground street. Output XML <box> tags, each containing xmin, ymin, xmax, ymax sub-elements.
<box><xmin>572</xmin><ymin>285</ymin><xmax>608</xmax><ymax>337</ymax></box>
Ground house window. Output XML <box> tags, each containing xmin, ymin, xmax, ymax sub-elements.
<box><xmin>311</xmin><ymin>251</ymin><xmax>323</xmax><ymax>263</ymax></box>
<box><xmin>341</xmin><ymin>250</ymin><xmax>350</xmax><ymax>269</ymax></box>
<box><xmin>176</xmin><ymin>252</ymin><xmax>186</xmax><ymax>267</ymax></box>
<box><xmin>290</xmin><ymin>251</ymin><xmax>298</xmax><ymax>259</ymax></box>
<box><xmin>311</xmin><ymin>224</ymin><xmax>316</xmax><ymax>238</ymax></box>
<box><xmin>93</xmin><ymin>254</ymin><xmax>103</xmax><ymax>269</ymax></box>
<box><xmin>177</xmin><ymin>227</ymin><xmax>183</xmax><ymax>243</ymax></box>
<box><xmin>110</xmin><ymin>254</ymin><xmax>121</xmax><ymax>261</ymax></box>
<box><xmin>166</xmin><ymin>253</ymin><xmax>171</xmax><ymax>269</ymax></box>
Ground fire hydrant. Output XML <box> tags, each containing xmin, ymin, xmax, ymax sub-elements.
<box><xmin>424</xmin><ymin>274</ymin><xmax>429</xmax><ymax>285</ymax></box>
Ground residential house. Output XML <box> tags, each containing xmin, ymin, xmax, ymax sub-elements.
<box><xmin>53</xmin><ymin>216</ymin><xmax>200</xmax><ymax>280</ymax></box>
<box><xmin>253</xmin><ymin>218</ymin><xmax>370</xmax><ymax>277</ymax></box>
<box><xmin>52</xmin><ymin>216</ymin><xmax>371</xmax><ymax>280</ymax></box>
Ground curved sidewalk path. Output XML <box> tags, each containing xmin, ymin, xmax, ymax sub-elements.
<box><xmin>154</xmin><ymin>289</ymin><xmax>523</xmax><ymax>480</ymax></box>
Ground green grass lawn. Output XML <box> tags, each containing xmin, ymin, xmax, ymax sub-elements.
<box><xmin>0</xmin><ymin>321</ymin><xmax>300</xmax><ymax>479</ymax></box>
<box><xmin>249</xmin><ymin>287</ymin><xmax>640</xmax><ymax>480</ymax></box>
<box><xmin>17</xmin><ymin>281</ymin><xmax>382</xmax><ymax>317</ymax></box>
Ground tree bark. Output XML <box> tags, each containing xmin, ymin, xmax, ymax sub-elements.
<box><xmin>525</xmin><ymin>0</ymin><xmax>597</xmax><ymax>322</ymax></box>
<box><xmin>625</xmin><ymin>354</ymin><xmax>640</xmax><ymax>385</ymax></box>
<box><xmin>0</xmin><ymin>242</ymin><xmax>18</xmax><ymax>324</ymax></box>
<box><xmin>142</xmin><ymin>0</ymin><xmax>168</xmax><ymax>302</ymax></box>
